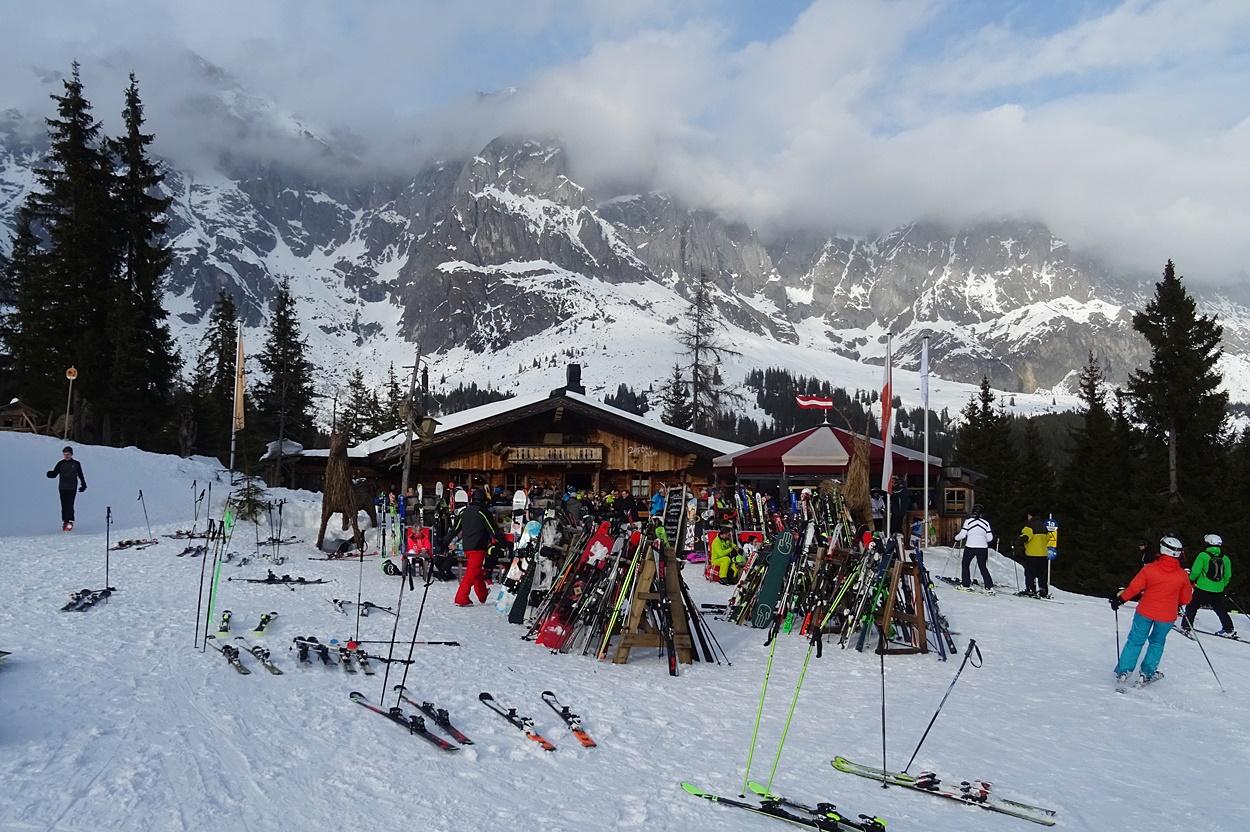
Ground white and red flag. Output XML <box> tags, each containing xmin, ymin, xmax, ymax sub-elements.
<box><xmin>880</xmin><ymin>336</ymin><xmax>893</xmax><ymax>492</ymax></box>
<box><xmin>796</xmin><ymin>394</ymin><xmax>834</xmax><ymax>410</ymax></box>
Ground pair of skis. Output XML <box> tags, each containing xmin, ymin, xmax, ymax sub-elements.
<box><xmin>681</xmin><ymin>782</ymin><xmax>885</xmax><ymax>832</ymax></box>
<box><xmin>205</xmin><ymin>635</ymin><xmax>283</xmax><ymax>674</ymax></box>
<box><xmin>217</xmin><ymin>610</ymin><xmax>278</xmax><ymax>635</ymax></box>
<box><xmin>350</xmin><ymin>691</ymin><xmax>459</xmax><ymax>752</ymax></box>
<box><xmin>394</xmin><ymin>685</ymin><xmax>474</xmax><ymax>746</ymax></box>
<box><xmin>478</xmin><ymin>691</ymin><xmax>598</xmax><ymax>751</ymax></box>
<box><xmin>831</xmin><ymin>757</ymin><xmax>1057</xmax><ymax>825</ymax></box>
<box><xmin>60</xmin><ymin>587</ymin><xmax>115</xmax><ymax>611</ymax></box>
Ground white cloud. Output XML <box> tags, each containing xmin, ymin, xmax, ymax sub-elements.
<box><xmin>2</xmin><ymin>0</ymin><xmax>1249</xmax><ymax>283</ymax></box>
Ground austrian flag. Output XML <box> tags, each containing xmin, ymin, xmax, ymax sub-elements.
<box><xmin>796</xmin><ymin>395</ymin><xmax>834</xmax><ymax>410</ymax></box>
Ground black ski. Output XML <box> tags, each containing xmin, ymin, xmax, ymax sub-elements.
<box><xmin>292</xmin><ymin>636</ymin><xmax>333</xmax><ymax>666</ymax></box>
<box><xmin>395</xmin><ymin>685</ymin><xmax>474</xmax><ymax>745</ymax></box>
<box><xmin>253</xmin><ymin>611</ymin><xmax>278</xmax><ymax>634</ymax></box>
<box><xmin>60</xmin><ymin>587</ymin><xmax>115</xmax><ymax>612</ymax></box>
<box><xmin>228</xmin><ymin>570</ymin><xmax>329</xmax><ymax>585</ymax></box>
<box><xmin>478</xmin><ymin>692</ymin><xmax>555</xmax><ymax>750</ymax></box>
<box><xmin>349</xmin><ymin>691</ymin><xmax>459</xmax><ymax>751</ymax></box>
<box><xmin>540</xmin><ymin>690</ymin><xmax>596</xmax><ymax>747</ymax></box>
<box><xmin>235</xmin><ymin>637</ymin><xmax>283</xmax><ymax>674</ymax></box>
<box><xmin>205</xmin><ymin>636</ymin><xmax>251</xmax><ymax>674</ymax></box>
<box><xmin>332</xmin><ymin>641</ymin><xmax>357</xmax><ymax>673</ymax></box>
<box><xmin>681</xmin><ymin>783</ymin><xmax>842</xmax><ymax>831</ymax></box>
<box><xmin>746</xmin><ymin>781</ymin><xmax>886</xmax><ymax>831</ymax></box>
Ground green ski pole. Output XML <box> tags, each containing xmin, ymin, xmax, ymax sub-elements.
<box><xmin>764</xmin><ymin>559</ymin><xmax>863</xmax><ymax>793</ymax></box>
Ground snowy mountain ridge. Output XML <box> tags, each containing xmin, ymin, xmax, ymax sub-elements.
<box><xmin>5</xmin><ymin>88</ymin><xmax>1250</xmax><ymax>418</ymax></box>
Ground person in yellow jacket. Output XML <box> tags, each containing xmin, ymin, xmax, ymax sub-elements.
<box><xmin>1019</xmin><ymin>510</ymin><xmax>1051</xmax><ymax>598</ymax></box>
<box><xmin>710</xmin><ymin>528</ymin><xmax>743</xmax><ymax>585</ymax></box>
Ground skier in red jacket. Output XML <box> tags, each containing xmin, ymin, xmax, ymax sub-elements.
<box><xmin>1110</xmin><ymin>536</ymin><xmax>1193</xmax><ymax>687</ymax></box>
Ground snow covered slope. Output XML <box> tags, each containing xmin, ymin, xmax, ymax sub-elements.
<box><xmin>0</xmin><ymin>434</ymin><xmax>1246</xmax><ymax>831</ymax></box>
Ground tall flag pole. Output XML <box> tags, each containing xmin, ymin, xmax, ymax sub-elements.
<box><xmin>228</xmin><ymin>330</ymin><xmax>245</xmax><ymax>473</ymax></box>
<box><xmin>881</xmin><ymin>334</ymin><xmax>894</xmax><ymax>535</ymax></box>
<box><xmin>921</xmin><ymin>335</ymin><xmax>930</xmax><ymax>548</ymax></box>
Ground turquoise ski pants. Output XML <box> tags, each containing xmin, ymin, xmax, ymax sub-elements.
<box><xmin>1115</xmin><ymin>611</ymin><xmax>1172</xmax><ymax>677</ymax></box>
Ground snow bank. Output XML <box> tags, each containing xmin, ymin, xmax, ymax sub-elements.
<box><xmin>0</xmin><ymin>432</ymin><xmax>1245</xmax><ymax>831</ymax></box>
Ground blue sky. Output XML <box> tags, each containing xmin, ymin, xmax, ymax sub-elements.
<box><xmin>3</xmin><ymin>0</ymin><xmax>1249</xmax><ymax>282</ymax></box>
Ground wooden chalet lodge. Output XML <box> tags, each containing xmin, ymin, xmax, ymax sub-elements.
<box><xmin>312</xmin><ymin>366</ymin><xmax>744</xmax><ymax>500</ymax></box>
<box><xmin>300</xmin><ymin>365</ymin><xmax>972</xmax><ymax>540</ymax></box>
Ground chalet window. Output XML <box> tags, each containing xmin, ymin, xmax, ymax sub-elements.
<box><xmin>944</xmin><ymin>487</ymin><xmax>971</xmax><ymax>515</ymax></box>
<box><xmin>631</xmin><ymin>477</ymin><xmax>649</xmax><ymax>499</ymax></box>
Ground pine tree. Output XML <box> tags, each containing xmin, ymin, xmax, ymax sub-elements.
<box><xmin>381</xmin><ymin>362</ymin><xmax>405</xmax><ymax>432</ymax></box>
<box><xmin>255</xmin><ymin>278</ymin><xmax>316</xmax><ymax>451</ymax></box>
<box><xmin>7</xmin><ymin>63</ymin><xmax>117</xmax><ymax>419</ymax></box>
<box><xmin>191</xmin><ymin>291</ymin><xmax>241</xmax><ymax>460</ymax></box>
<box><xmin>658</xmin><ymin>363</ymin><xmax>693</xmax><ymax>429</ymax></box>
<box><xmin>1057</xmin><ymin>353</ymin><xmax>1140</xmax><ymax>592</ymax></box>
<box><xmin>953</xmin><ymin>377</ymin><xmax>1020</xmax><ymax>524</ymax></box>
<box><xmin>1016</xmin><ymin>419</ymin><xmax>1057</xmax><ymax>517</ymax></box>
<box><xmin>343</xmin><ymin>367</ymin><xmax>384</xmax><ymax>444</ymax></box>
<box><xmin>676</xmin><ymin>271</ymin><xmax>740</xmax><ymax>433</ymax></box>
<box><xmin>604</xmin><ymin>383</ymin><xmax>648</xmax><ymax>416</ymax></box>
<box><xmin>103</xmin><ymin>73</ymin><xmax>178</xmax><ymax>445</ymax></box>
<box><xmin>0</xmin><ymin>209</ymin><xmax>42</xmax><ymax>399</ymax></box>
<box><xmin>1126</xmin><ymin>260</ymin><xmax>1227</xmax><ymax>506</ymax></box>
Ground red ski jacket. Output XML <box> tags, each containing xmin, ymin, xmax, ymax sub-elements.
<box><xmin>1119</xmin><ymin>556</ymin><xmax>1193</xmax><ymax>622</ymax></box>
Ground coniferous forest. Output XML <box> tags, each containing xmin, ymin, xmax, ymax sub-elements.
<box><xmin>2</xmin><ymin>68</ymin><xmax>1246</xmax><ymax>603</ymax></box>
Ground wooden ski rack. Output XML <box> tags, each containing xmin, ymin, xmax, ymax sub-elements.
<box><xmin>612</xmin><ymin>544</ymin><xmax>694</xmax><ymax>665</ymax></box>
<box><xmin>874</xmin><ymin>557</ymin><xmax>928</xmax><ymax>655</ymax></box>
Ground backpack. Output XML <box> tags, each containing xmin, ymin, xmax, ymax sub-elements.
<box><xmin>1206</xmin><ymin>552</ymin><xmax>1227</xmax><ymax>583</ymax></box>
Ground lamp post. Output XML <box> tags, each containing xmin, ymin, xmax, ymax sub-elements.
<box><xmin>63</xmin><ymin>367</ymin><xmax>77</xmax><ymax>441</ymax></box>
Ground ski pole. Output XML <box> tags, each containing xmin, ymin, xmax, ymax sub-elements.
<box><xmin>137</xmin><ymin>489</ymin><xmax>151</xmax><ymax>542</ymax></box>
<box><xmin>194</xmin><ymin>520</ymin><xmax>216</xmax><ymax>647</ymax></box>
<box><xmin>1010</xmin><ymin>541</ymin><xmax>1022</xmax><ymax>592</ymax></box>
<box><xmin>1114</xmin><ymin>606</ymin><xmax>1121</xmax><ymax>658</ymax></box>
<box><xmin>395</xmin><ymin>555</ymin><xmax>436</xmax><ymax>694</ymax></box>
<box><xmin>741</xmin><ymin>616</ymin><xmax>782</xmax><ymax>796</ymax></box>
<box><xmin>903</xmin><ymin>638</ymin><xmax>982</xmax><ymax>774</ymax></box>
<box><xmin>377</xmin><ymin>550</ymin><xmax>412</xmax><ymax>707</ymax></box>
<box><xmin>354</xmin><ymin>533</ymin><xmax>366</xmax><ymax>643</ymax></box>
<box><xmin>880</xmin><ymin>649</ymin><xmax>888</xmax><ymax>788</ymax></box>
<box><xmin>105</xmin><ymin>506</ymin><xmax>112</xmax><ymax>601</ymax></box>
<box><xmin>1227</xmin><ymin>593</ymin><xmax>1250</xmax><ymax>628</ymax></box>
<box><xmin>762</xmin><ymin>560</ymin><xmax>863</xmax><ymax>793</ymax></box>
<box><xmin>1181</xmin><ymin>610</ymin><xmax>1225</xmax><ymax>692</ymax></box>
<box><xmin>348</xmin><ymin>639</ymin><xmax>459</xmax><ymax>646</ymax></box>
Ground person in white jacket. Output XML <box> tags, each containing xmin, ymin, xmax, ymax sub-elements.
<box><xmin>955</xmin><ymin>505</ymin><xmax>995</xmax><ymax>592</ymax></box>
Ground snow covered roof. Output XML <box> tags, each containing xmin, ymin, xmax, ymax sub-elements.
<box><xmin>307</xmin><ymin>389</ymin><xmax>743</xmax><ymax>459</ymax></box>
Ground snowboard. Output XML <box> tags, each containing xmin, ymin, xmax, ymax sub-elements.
<box><xmin>751</xmin><ymin>530</ymin><xmax>795</xmax><ymax>629</ymax></box>
<box><xmin>511</xmin><ymin>489</ymin><xmax>528</xmax><ymax>540</ymax></box>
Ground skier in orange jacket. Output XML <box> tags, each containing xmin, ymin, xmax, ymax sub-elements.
<box><xmin>1109</xmin><ymin>536</ymin><xmax>1193</xmax><ymax>687</ymax></box>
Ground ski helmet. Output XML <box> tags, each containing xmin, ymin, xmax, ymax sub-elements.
<box><xmin>1204</xmin><ymin>533</ymin><xmax>1223</xmax><ymax>547</ymax></box>
<box><xmin>470</xmin><ymin>488</ymin><xmax>489</xmax><ymax>506</ymax></box>
<box><xmin>971</xmin><ymin>504</ymin><xmax>984</xmax><ymax>518</ymax></box>
<box><xmin>1159</xmin><ymin>536</ymin><xmax>1184</xmax><ymax>558</ymax></box>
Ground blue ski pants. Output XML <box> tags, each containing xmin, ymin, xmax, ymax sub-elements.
<box><xmin>1115</xmin><ymin>611</ymin><xmax>1172</xmax><ymax>677</ymax></box>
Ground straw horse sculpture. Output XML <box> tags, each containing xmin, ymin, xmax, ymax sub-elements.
<box><xmin>316</xmin><ymin>431</ymin><xmax>377</xmax><ymax>550</ymax></box>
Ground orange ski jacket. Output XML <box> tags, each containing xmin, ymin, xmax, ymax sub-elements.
<box><xmin>1119</xmin><ymin>556</ymin><xmax>1193</xmax><ymax>623</ymax></box>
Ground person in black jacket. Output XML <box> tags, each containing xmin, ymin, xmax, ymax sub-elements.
<box><xmin>47</xmin><ymin>446</ymin><xmax>87</xmax><ymax>530</ymax></box>
<box><xmin>449</xmin><ymin>488</ymin><xmax>497</xmax><ymax>606</ymax></box>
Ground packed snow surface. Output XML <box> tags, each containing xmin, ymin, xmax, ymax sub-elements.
<box><xmin>1</xmin><ymin>432</ymin><xmax>1247</xmax><ymax>831</ymax></box>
